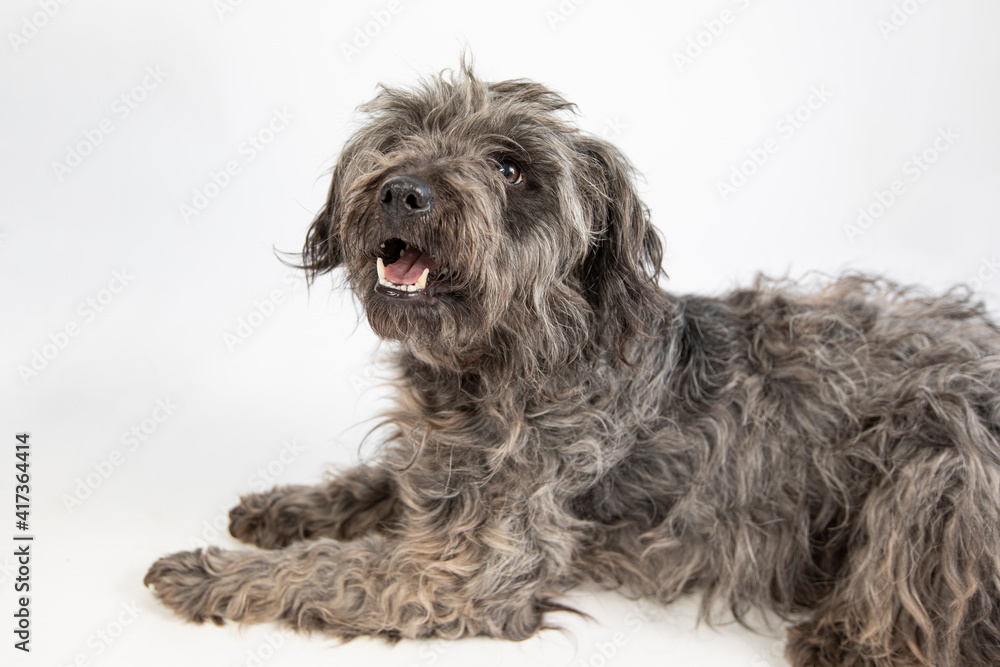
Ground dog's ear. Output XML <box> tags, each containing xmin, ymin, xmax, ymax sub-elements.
<box><xmin>301</xmin><ymin>167</ymin><xmax>344</xmax><ymax>281</ymax></box>
<box><xmin>574</xmin><ymin>135</ymin><xmax>665</xmax><ymax>362</ymax></box>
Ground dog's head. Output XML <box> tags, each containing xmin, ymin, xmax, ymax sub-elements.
<box><xmin>303</xmin><ymin>64</ymin><xmax>663</xmax><ymax>369</ymax></box>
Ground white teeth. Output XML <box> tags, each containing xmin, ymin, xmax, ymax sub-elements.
<box><xmin>375</xmin><ymin>257</ymin><xmax>428</xmax><ymax>293</ymax></box>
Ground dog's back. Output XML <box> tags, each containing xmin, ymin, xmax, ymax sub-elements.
<box><xmin>576</xmin><ymin>274</ymin><xmax>1000</xmax><ymax>664</ymax></box>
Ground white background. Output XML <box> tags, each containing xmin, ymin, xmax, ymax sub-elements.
<box><xmin>1</xmin><ymin>1</ymin><xmax>998</xmax><ymax>665</ymax></box>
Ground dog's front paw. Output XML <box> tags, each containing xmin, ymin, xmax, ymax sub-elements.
<box><xmin>228</xmin><ymin>486</ymin><xmax>315</xmax><ymax>549</ymax></box>
<box><xmin>144</xmin><ymin>549</ymin><xmax>226</xmax><ymax>625</ymax></box>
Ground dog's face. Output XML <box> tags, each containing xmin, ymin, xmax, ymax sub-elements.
<box><xmin>303</xmin><ymin>66</ymin><xmax>663</xmax><ymax>366</ymax></box>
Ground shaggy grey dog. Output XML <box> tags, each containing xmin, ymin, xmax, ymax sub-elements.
<box><xmin>145</xmin><ymin>66</ymin><xmax>1000</xmax><ymax>666</ymax></box>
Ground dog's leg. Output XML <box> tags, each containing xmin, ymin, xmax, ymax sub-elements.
<box><xmin>228</xmin><ymin>465</ymin><xmax>397</xmax><ymax>549</ymax></box>
<box><xmin>145</xmin><ymin>520</ymin><xmax>566</xmax><ymax>640</ymax></box>
<box><xmin>786</xmin><ymin>440</ymin><xmax>1000</xmax><ymax>666</ymax></box>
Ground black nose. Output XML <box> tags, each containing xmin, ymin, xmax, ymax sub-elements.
<box><xmin>379</xmin><ymin>175</ymin><xmax>433</xmax><ymax>220</ymax></box>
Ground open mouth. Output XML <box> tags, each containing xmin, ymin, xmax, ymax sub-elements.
<box><xmin>374</xmin><ymin>238</ymin><xmax>455</xmax><ymax>299</ymax></box>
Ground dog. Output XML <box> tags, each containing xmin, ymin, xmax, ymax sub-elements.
<box><xmin>145</xmin><ymin>65</ymin><xmax>1000</xmax><ymax>666</ymax></box>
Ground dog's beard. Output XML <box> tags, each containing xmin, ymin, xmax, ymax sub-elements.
<box><xmin>360</xmin><ymin>284</ymin><xmax>488</xmax><ymax>355</ymax></box>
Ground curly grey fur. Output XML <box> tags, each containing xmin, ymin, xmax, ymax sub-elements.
<box><xmin>145</xmin><ymin>64</ymin><xmax>1000</xmax><ymax>666</ymax></box>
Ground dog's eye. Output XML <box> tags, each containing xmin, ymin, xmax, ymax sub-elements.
<box><xmin>498</xmin><ymin>160</ymin><xmax>523</xmax><ymax>185</ymax></box>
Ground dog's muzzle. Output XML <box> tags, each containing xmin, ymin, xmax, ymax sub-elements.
<box><xmin>373</xmin><ymin>175</ymin><xmax>458</xmax><ymax>301</ymax></box>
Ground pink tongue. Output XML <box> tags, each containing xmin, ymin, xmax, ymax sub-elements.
<box><xmin>384</xmin><ymin>248</ymin><xmax>438</xmax><ymax>285</ymax></box>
